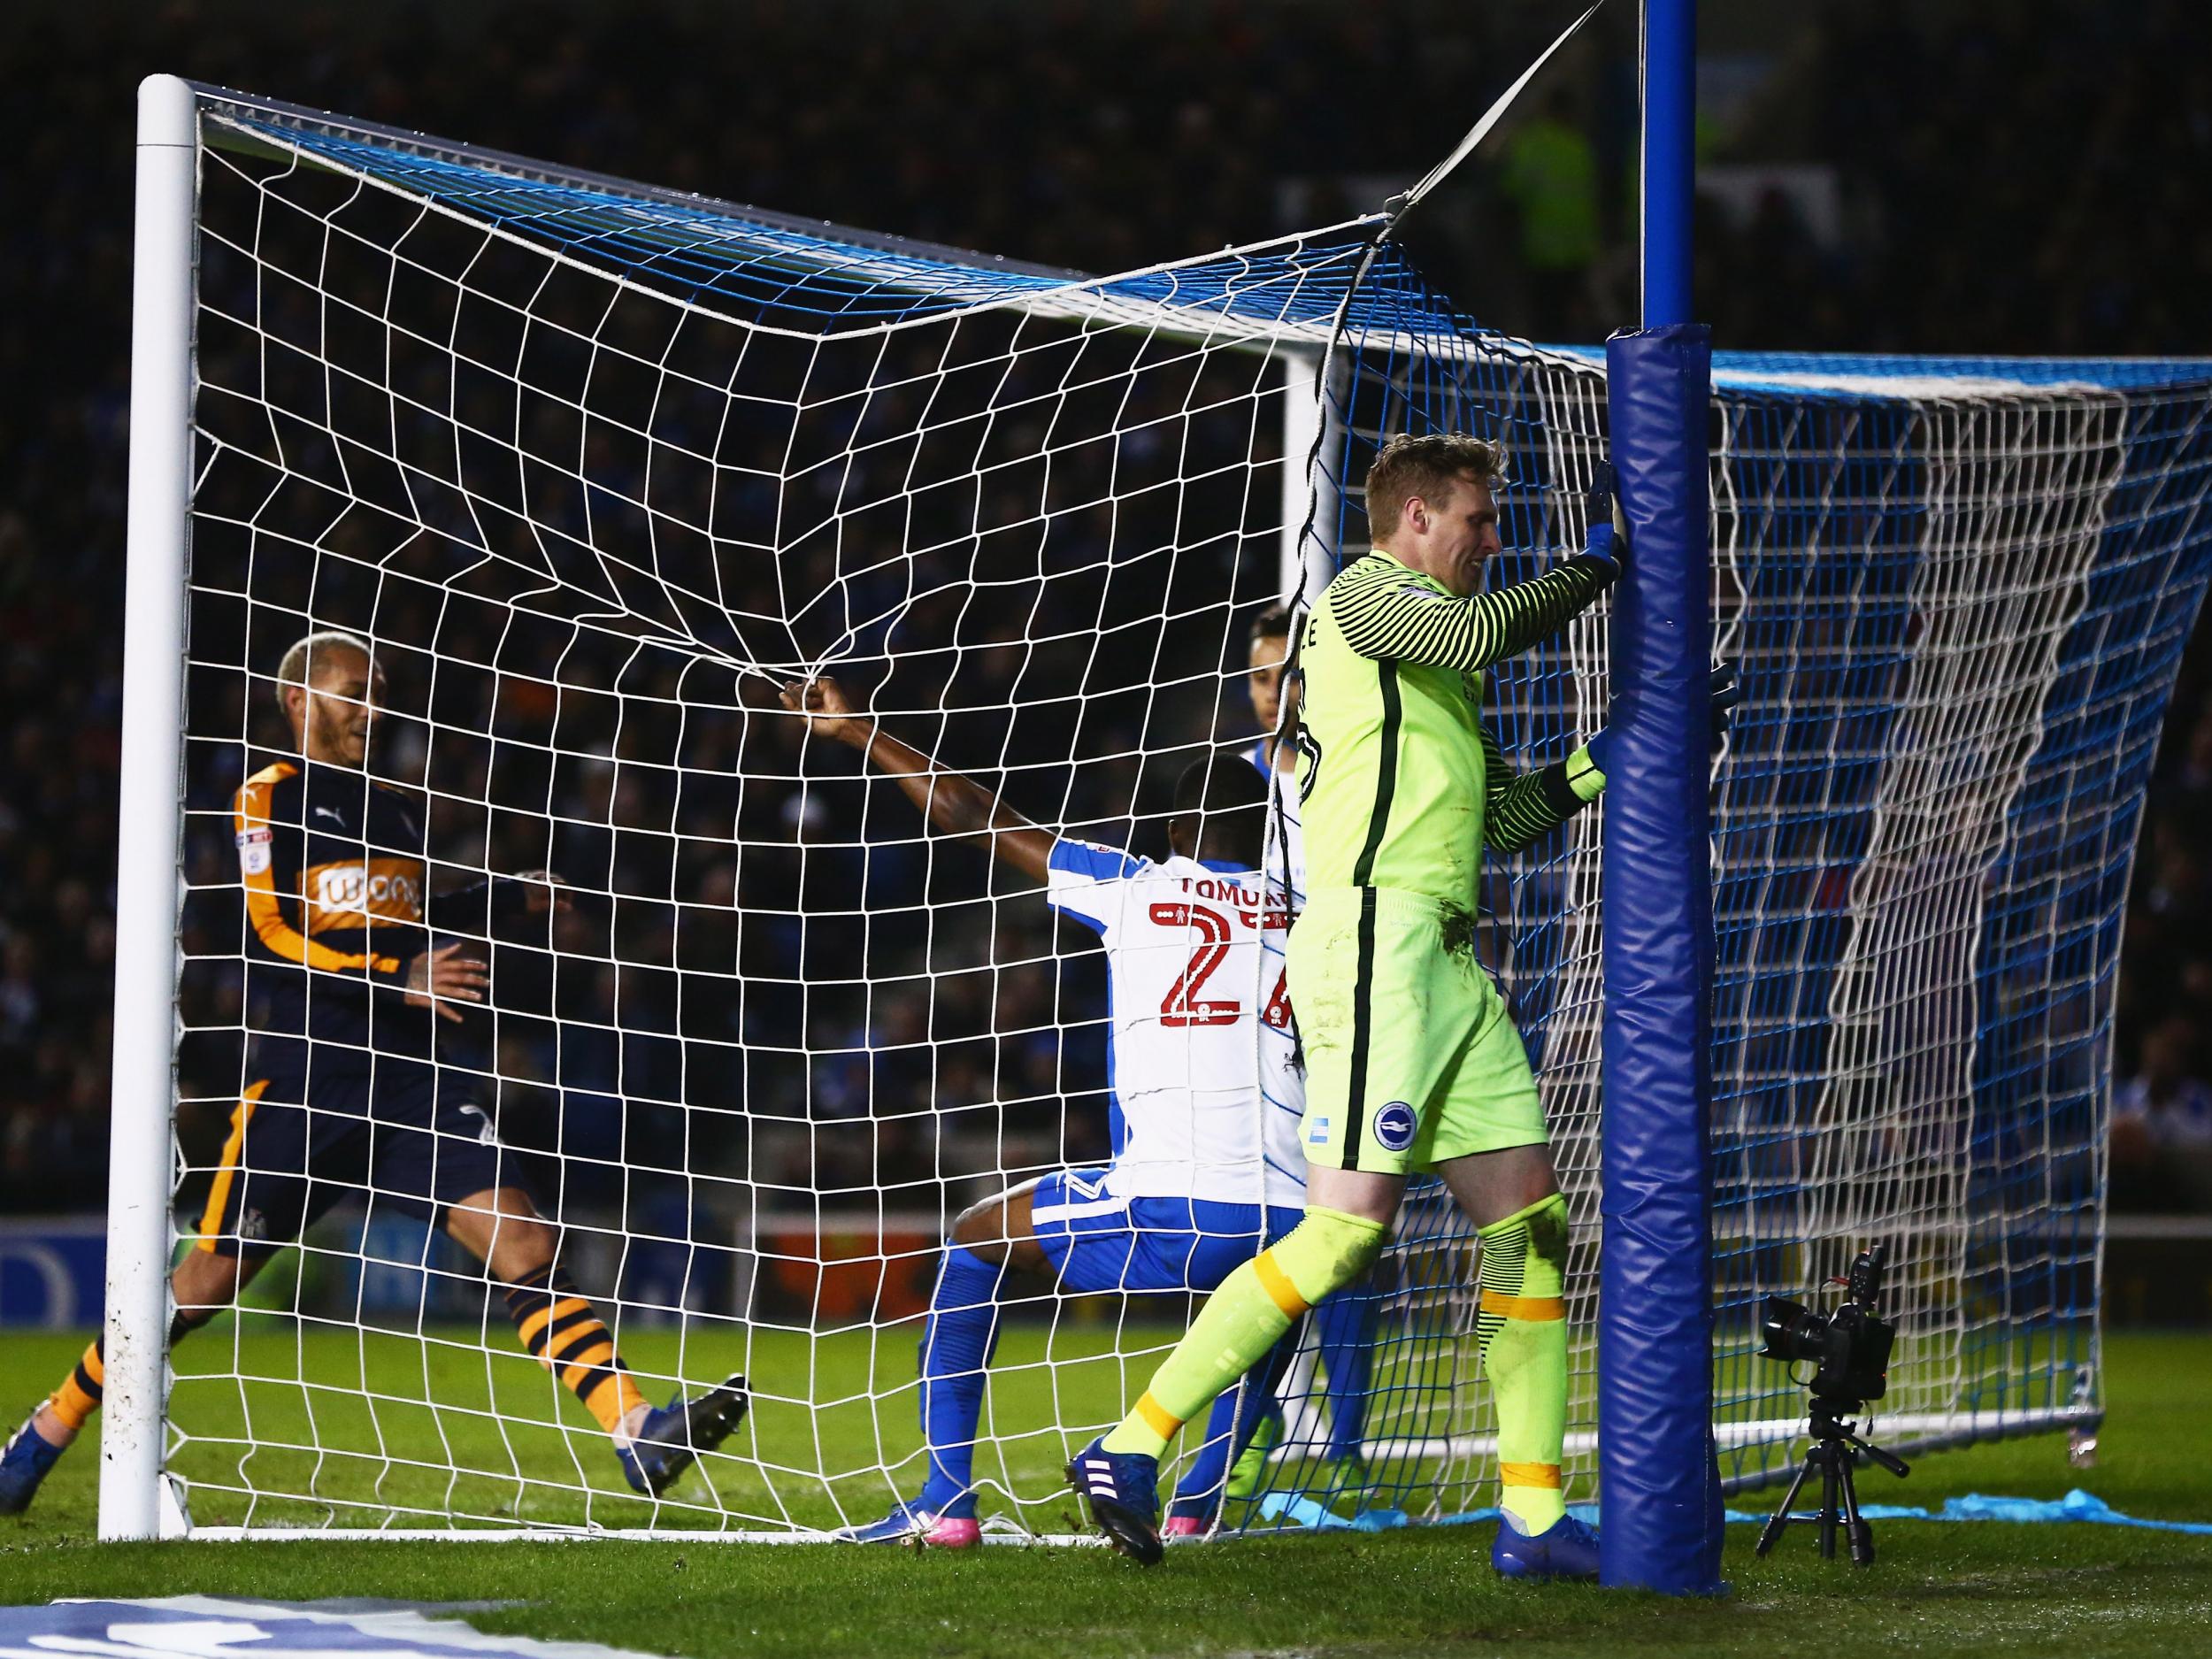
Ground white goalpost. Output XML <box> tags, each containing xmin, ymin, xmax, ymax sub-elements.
<box><xmin>106</xmin><ymin>70</ymin><xmax>201</xmax><ymax>1542</ymax></box>
<box><xmin>103</xmin><ymin>74</ymin><xmax>2212</xmax><ymax>1544</ymax></box>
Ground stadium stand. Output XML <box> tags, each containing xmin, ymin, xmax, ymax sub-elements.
<box><xmin>3</xmin><ymin>0</ymin><xmax>2208</xmax><ymax>1223</ymax></box>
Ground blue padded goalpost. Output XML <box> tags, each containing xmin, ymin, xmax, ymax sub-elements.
<box><xmin>1598</xmin><ymin>0</ymin><xmax>1722</xmax><ymax>1594</ymax></box>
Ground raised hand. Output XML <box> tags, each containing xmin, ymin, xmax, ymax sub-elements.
<box><xmin>1579</xmin><ymin>459</ymin><xmax>1629</xmax><ymax>579</ymax></box>
<box><xmin>404</xmin><ymin>940</ymin><xmax>488</xmax><ymax>1024</ymax></box>
<box><xmin>780</xmin><ymin>675</ymin><xmax>871</xmax><ymax>748</ymax></box>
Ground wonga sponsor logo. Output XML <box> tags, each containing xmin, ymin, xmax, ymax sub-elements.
<box><xmin>305</xmin><ymin>857</ymin><xmax>424</xmax><ymax>929</ymax></box>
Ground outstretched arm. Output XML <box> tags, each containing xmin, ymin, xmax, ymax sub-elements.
<box><xmin>780</xmin><ymin>675</ymin><xmax>1056</xmax><ymax>885</ymax></box>
<box><xmin>1335</xmin><ymin>464</ymin><xmax>1624</xmax><ymax>674</ymax></box>
<box><xmin>1333</xmin><ymin>555</ymin><xmax>1612</xmax><ymax>675</ymax></box>
<box><xmin>1481</xmin><ymin>662</ymin><xmax>1740</xmax><ymax>856</ymax></box>
<box><xmin>426</xmin><ymin>870</ymin><xmax>571</xmax><ymax>939</ymax></box>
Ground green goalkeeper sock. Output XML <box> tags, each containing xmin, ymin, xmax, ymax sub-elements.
<box><xmin>1478</xmin><ymin>1193</ymin><xmax>1571</xmax><ymax>1533</ymax></box>
<box><xmin>1102</xmin><ymin>1206</ymin><xmax>1386</xmax><ymax>1460</ymax></box>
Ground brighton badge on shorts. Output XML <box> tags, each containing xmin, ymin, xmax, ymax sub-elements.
<box><xmin>1373</xmin><ymin>1100</ymin><xmax>1417</xmax><ymax>1153</ymax></box>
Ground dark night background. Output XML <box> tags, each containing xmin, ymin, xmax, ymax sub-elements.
<box><xmin>2</xmin><ymin>0</ymin><xmax>2208</xmax><ymax>1230</ymax></box>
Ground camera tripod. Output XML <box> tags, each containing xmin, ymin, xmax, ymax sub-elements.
<box><xmin>1754</xmin><ymin>1394</ymin><xmax>1910</xmax><ymax>1565</ymax></box>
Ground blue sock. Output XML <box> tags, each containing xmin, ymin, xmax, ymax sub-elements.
<box><xmin>1169</xmin><ymin>1333</ymin><xmax>1296</xmax><ymax>1517</ymax></box>
<box><xmin>916</xmin><ymin>1246</ymin><xmax>1003</xmax><ymax>1519</ymax></box>
<box><xmin>1317</xmin><ymin>1274</ymin><xmax>1380</xmax><ymax>1463</ymax></box>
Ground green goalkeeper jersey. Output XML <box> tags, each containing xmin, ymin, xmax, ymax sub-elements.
<box><xmin>1296</xmin><ymin>549</ymin><xmax>1611</xmax><ymax>909</ymax></box>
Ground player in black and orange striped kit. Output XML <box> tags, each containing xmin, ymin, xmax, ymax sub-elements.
<box><xmin>0</xmin><ymin>632</ymin><xmax>744</xmax><ymax>1514</ymax></box>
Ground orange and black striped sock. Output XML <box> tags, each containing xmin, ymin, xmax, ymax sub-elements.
<box><xmin>48</xmin><ymin>1339</ymin><xmax>105</xmax><ymax>1432</ymax></box>
<box><xmin>503</xmin><ymin>1264</ymin><xmax>647</xmax><ymax>1435</ymax></box>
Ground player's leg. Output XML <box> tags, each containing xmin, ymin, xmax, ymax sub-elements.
<box><xmin>1226</xmin><ymin>1261</ymin><xmax>1383</xmax><ymax>1509</ymax></box>
<box><xmin>1091</xmin><ymin>889</ymin><xmax>1440</xmax><ymax>1480</ymax></box>
<box><xmin>1078</xmin><ymin>1186</ymin><xmax>1386</xmax><ymax>1563</ymax></box>
<box><xmin>1440</xmin><ymin>1143</ymin><xmax>1568</xmax><ymax>1529</ymax></box>
<box><xmin>1424</xmin><ymin>963</ymin><xmax>1591</xmax><ymax>1579</ymax></box>
<box><xmin>925</xmin><ymin>1178</ymin><xmax>1056</xmax><ymax>1509</ymax></box>
<box><xmin>1314</xmin><ymin>1271</ymin><xmax>1381</xmax><ymax>1469</ymax></box>
<box><xmin>413</xmin><ymin>1071</ymin><xmax>644</xmax><ymax>1436</ymax></box>
<box><xmin>1164</xmin><ymin>1332</ymin><xmax>1298</xmax><ymax>1534</ymax></box>
<box><xmin>381</xmin><ymin>1068</ymin><xmax>741</xmax><ymax>1498</ymax></box>
<box><xmin>440</xmin><ymin>1182</ymin><xmax>746</xmax><ymax>1497</ymax></box>
<box><xmin>1065</xmin><ymin>1192</ymin><xmax>1310</xmax><ymax>1557</ymax></box>
<box><xmin>3</xmin><ymin>1338</ymin><xmax>107</xmax><ymax>1486</ymax></box>
<box><xmin>0</xmin><ymin>1248</ymin><xmax>280</xmax><ymax>1513</ymax></box>
<box><xmin>441</xmin><ymin>1182</ymin><xmax>644</xmax><ymax>1432</ymax></box>
<box><xmin>1230</xmin><ymin>1273</ymin><xmax>1391</xmax><ymax>1502</ymax></box>
<box><xmin>1164</xmin><ymin>1200</ymin><xmax>1306</xmax><ymax>1532</ymax></box>
<box><xmin>841</xmin><ymin>1176</ymin><xmax>1058</xmax><ymax>1545</ymax></box>
<box><xmin>4</xmin><ymin>1075</ymin><xmax>311</xmax><ymax>1513</ymax></box>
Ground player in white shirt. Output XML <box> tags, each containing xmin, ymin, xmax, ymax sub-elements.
<box><xmin>1231</xmin><ymin>603</ymin><xmax>1381</xmax><ymax>1504</ymax></box>
<box><xmin>782</xmin><ymin>675</ymin><xmax>1304</xmax><ymax>1548</ymax></box>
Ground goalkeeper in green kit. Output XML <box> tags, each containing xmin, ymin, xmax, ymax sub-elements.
<box><xmin>1069</xmin><ymin>433</ymin><xmax>1734</xmax><ymax>1576</ymax></box>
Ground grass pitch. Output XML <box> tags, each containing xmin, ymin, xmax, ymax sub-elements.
<box><xmin>5</xmin><ymin>1327</ymin><xmax>2211</xmax><ymax>1658</ymax></box>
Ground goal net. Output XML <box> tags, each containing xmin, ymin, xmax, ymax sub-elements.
<box><xmin>114</xmin><ymin>81</ymin><xmax>2212</xmax><ymax>1539</ymax></box>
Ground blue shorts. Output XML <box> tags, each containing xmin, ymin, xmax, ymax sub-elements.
<box><xmin>194</xmin><ymin>1056</ymin><xmax>515</xmax><ymax>1258</ymax></box>
<box><xmin>1029</xmin><ymin>1168</ymin><xmax>1302</xmax><ymax>1295</ymax></box>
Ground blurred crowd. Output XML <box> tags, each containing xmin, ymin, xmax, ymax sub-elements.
<box><xmin>4</xmin><ymin>0</ymin><xmax>2209</xmax><ymax>1216</ymax></box>
<box><xmin>2114</xmin><ymin>651</ymin><xmax>2212</xmax><ymax>1210</ymax></box>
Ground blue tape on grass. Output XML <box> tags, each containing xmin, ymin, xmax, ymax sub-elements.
<box><xmin>1254</xmin><ymin>1493</ymin><xmax>1411</xmax><ymax>1532</ymax></box>
<box><xmin>1259</xmin><ymin>1490</ymin><xmax>2211</xmax><ymax>1538</ymax></box>
<box><xmin>1263</xmin><ymin>1498</ymin><xmax>1604</xmax><ymax>1532</ymax></box>
<box><xmin>1726</xmin><ymin>1489</ymin><xmax>2212</xmax><ymax>1535</ymax></box>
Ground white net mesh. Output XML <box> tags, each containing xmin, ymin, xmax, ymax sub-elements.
<box><xmin>142</xmin><ymin>92</ymin><xmax>2212</xmax><ymax>1537</ymax></box>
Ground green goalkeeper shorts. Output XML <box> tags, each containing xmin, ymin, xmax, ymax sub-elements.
<box><xmin>1289</xmin><ymin>885</ymin><xmax>1548</xmax><ymax>1176</ymax></box>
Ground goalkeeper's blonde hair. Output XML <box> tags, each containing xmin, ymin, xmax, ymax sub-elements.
<box><xmin>1364</xmin><ymin>432</ymin><xmax>1509</xmax><ymax>546</ymax></box>
<box><xmin>273</xmin><ymin>629</ymin><xmax>374</xmax><ymax>715</ymax></box>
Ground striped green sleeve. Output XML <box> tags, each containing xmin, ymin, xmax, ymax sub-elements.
<box><xmin>1480</xmin><ymin>725</ymin><xmax>1609</xmax><ymax>855</ymax></box>
<box><xmin>1333</xmin><ymin>556</ymin><xmax>1613</xmax><ymax>672</ymax></box>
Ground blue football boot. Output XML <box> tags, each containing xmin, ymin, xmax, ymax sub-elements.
<box><xmin>0</xmin><ymin>1414</ymin><xmax>66</xmax><ymax>1517</ymax></box>
<box><xmin>1067</xmin><ymin>1436</ymin><xmax>1163</xmax><ymax>1565</ymax></box>
<box><xmin>618</xmin><ymin>1374</ymin><xmax>749</xmax><ymax>1497</ymax></box>
<box><xmin>834</xmin><ymin>1499</ymin><xmax>980</xmax><ymax>1548</ymax></box>
<box><xmin>1491</xmin><ymin>1511</ymin><xmax>1601</xmax><ymax>1581</ymax></box>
